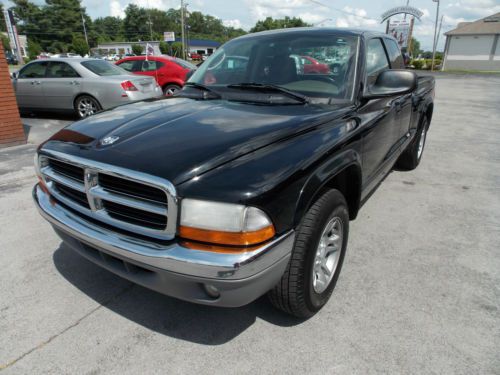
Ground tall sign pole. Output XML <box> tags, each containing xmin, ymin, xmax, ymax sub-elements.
<box><xmin>3</xmin><ymin>9</ymin><xmax>23</xmax><ymax>64</ymax></box>
<box><xmin>407</xmin><ymin>16</ymin><xmax>415</xmax><ymax>56</ymax></box>
<box><xmin>81</xmin><ymin>12</ymin><xmax>89</xmax><ymax>53</ymax></box>
<box><xmin>431</xmin><ymin>0</ymin><xmax>440</xmax><ymax>71</ymax></box>
<box><xmin>180</xmin><ymin>0</ymin><xmax>185</xmax><ymax>59</ymax></box>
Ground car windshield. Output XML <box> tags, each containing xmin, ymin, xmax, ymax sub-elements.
<box><xmin>81</xmin><ymin>60</ymin><xmax>128</xmax><ymax>76</ymax></box>
<box><xmin>189</xmin><ymin>31</ymin><xmax>359</xmax><ymax>102</ymax></box>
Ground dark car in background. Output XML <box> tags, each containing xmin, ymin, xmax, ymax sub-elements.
<box><xmin>116</xmin><ymin>55</ymin><xmax>197</xmax><ymax>96</ymax></box>
<box><xmin>6</xmin><ymin>51</ymin><xmax>18</xmax><ymax>65</ymax></box>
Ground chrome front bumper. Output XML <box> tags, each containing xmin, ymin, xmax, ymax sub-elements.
<box><xmin>33</xmin><ymin>185</ymin><xmax>295</xmax><ymax>306</ymax></box>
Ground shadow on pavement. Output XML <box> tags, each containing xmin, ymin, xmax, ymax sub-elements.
<box><xmin>21</xmin><ymin>110</ymin><xmax>78</xmax><ymax>121</ymax></box>
<box><xmin>53</xmin><ymin>243</ymin><xmax>303</xmax><ymax>345</ymax></box>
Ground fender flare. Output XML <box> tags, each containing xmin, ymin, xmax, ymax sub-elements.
<box><xmin>293</xmin><ymin>148</ymin><xmax>362</xmax><ymax>227</ymax></box>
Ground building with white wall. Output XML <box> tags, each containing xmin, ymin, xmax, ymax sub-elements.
<box><xmin>443</xmin><ymin>13</ymin><xmax>500</xmax><ymax>71</ymax></box>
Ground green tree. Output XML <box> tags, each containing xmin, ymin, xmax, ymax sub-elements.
<box><xmin>409</xmin><ymin>37</ymin><xmax>421</xmax><ymax>57</ymax></box>
<box><xmin>159</xmin><ymin>40</ymin><xmax>169</xmax><ymax>54</ymax></box>
<box><xmin>12</xmin><ymin>0</ymin><xmax>92</xmax><ymax>52</ymax></box>
<box><xmin>250</xmin><ymin>16</ymin><xmax>310</xmax><ymax>33</ymax></box>
<box><xmin>1</xmin><ymin>34</ymin><xmax>11</xmax><ymax>52</ymax></box>
<box><xmin>71</xmin><ymin>34</ymin><xmax>88</xmax><ymax>55</ymax></box>
<box><xmin>170</xmin><ymin>41</ymin><xmax>182</xmax><ymax>57</ymax></box>
<box><xmin>131</xmin><ymin>43</ymin><xmax>143</xmax><ymax>55</ymax></box>
<box><xmin>94</xmin><ymin>16</ymin><xmax>123</xmax><ymax>41</ymax></box>
<box><xmin>0</xmin><ymin>3</ymin><xmax>6</xmax><ymax>32</ymax></box>
<box><xmin>124</xmin><ymin>4</ymin><xmax>149</xmax><ymax>41</ymax></box>
<box><xmin>27</xmin><ymin>38</ymin><xmax>41</xmax><ymax>59</ymax></box>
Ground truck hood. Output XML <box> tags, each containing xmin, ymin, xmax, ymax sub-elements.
<box><xmin>43</xmin><ymin>97</ymin><xmax>351</xmax><ymax>185</ymax></box>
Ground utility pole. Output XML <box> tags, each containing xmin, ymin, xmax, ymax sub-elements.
<box><xmin>81</xmin><ymin>13</ymin><xmax>88</xmax><ymax>47</ymax></box>
<box><xmin>436</xmin><ymin>15</ymin><xmax>444</xmax><ymax>52</ymax></box>
<box><xmin>431</xmin><ymin>0</ymin><xmax>440</xmax><ymax>71</ymax></box>
<box><xmin>180</xmin><ymin>0</ymin><xmax>185</xmax><ymax>59</ymax></box>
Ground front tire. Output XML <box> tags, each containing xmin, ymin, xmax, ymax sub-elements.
<box><xmin>268</xmin><ymin>189</ymin><xmax>349</xmax><ymax>318</ymax></box>
<box><xmin>75</xmin><ymin>95</ymin><xmax>101</xmax><ymax>119</ymax></box>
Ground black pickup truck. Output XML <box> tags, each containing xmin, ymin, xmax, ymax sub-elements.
<box><xmin>34</xmin><ymin>28</ymin><xmax>435</xmax><ymax>318</ymax></box>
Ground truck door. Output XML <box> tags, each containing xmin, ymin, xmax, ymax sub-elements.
<box><xmin>360</xmin><ymin>38</ymin><xmax>401</xmax><ymax>193</ymax></box>
<box><xmin>384</xmin><ymin>38</ymin><xmax>413</xmax><ymax>142</ymax></box>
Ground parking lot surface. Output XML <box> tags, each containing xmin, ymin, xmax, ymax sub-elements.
<box><xmin>1</xmin><ymin>73</ymin><xmax>499</xmax><ymax>374</ymax></box>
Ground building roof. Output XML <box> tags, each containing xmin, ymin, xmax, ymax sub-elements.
<box><xmin>445</xmin><ymin>12</ymin><xmax>500</xmax><ymax>36</ymax></box>
<box><xmin>175</xmin><ymin>38</ymin><xmax>221</xmax><ymax>47</ymax></box>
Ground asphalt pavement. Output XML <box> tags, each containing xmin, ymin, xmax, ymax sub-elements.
<box><xmin>0</xmin><ymin>73</ymin><xmax>499</xmax><ymax>374</ymax></box>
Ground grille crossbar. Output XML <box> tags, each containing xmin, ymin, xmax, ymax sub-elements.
<box><xmin>38</xmin><ymin>153</ymin><xmax>177</xmax><ymax>240</ymax></box>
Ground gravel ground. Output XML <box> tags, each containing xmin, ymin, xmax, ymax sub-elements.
<box><xmin>0</xmin><ymin>73</ymin><xmax>499</xmax><ymax>374</ymax></box>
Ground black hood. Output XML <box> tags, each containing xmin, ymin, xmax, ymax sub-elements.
<box><xmin>42</xmin><ymin>97</ymin><xmax>351</xmax><ymax>185</ymax></box>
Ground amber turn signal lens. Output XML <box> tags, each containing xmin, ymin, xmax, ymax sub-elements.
<box><xmin>179</xmin><ymin>225</ymin><xmax>276</xmax><ymax>246</ymax></box>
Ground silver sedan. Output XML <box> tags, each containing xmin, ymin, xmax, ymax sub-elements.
<box><xmin>11</xmin><ymin>58</ymin><xmax>163</xmax><ymax>118</ymax></box>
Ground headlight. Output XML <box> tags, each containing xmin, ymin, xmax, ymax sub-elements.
<box><xmin>179</xmin><ymin>199</ymin><xmax>275</xmax><ymax>246</ymax></box>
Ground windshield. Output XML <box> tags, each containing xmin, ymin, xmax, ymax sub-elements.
<box><xmin>81</xmin><ymin>60</ymin><xmax>128</xmax><ymax>76</ymax></box>
<box><xmin>189</xmin><ymin>31</ymin><xmax>359</xmax><ymax>102</ymax></box>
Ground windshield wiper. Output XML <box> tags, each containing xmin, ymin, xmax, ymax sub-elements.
<box><xmin>227</xmin><ymin>83</ymin><xmax>309</xmax><ymax>104</ymax></box>
<box><xmin>183</xmin><ymin>82</ymin><xmax>221</xmax><ymax>99</ymax></box>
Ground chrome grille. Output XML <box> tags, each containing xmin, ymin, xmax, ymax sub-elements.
<box><xmin>37</xmin><ymin>150</ymin><xmax>177</xmax><ymax>240</ymax></box>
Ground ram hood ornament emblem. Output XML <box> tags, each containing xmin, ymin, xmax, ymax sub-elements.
<box><xmin>101</xmin><ymin>135</ymin><xmax>120</xmax><ymax>145</ymax></box>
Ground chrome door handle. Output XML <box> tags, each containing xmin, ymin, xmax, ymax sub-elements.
<box><xmin>31</xmin><ymin>80</ymin><xmax>41</xmax><ymax>85</ymax></box>
<box><xmin>70</xmin><ymin>80</ymin><xmax>80</xmax><ymax>85</ymax></box>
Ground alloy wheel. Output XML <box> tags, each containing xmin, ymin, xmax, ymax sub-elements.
<box><xmin>312</xmin><ymin>216</ymin><xmax>343</xmax><ymax>294</ymax></box>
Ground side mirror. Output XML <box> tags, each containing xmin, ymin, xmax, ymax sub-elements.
<box><xmin>11</xmin><ymin>71</ymin><xmax>18</xmax><ymax>80</ymax></box>
<box><xmin>185</xmin><ymin>69</ymin><xmax>195</xmax><ymax>80</ymax></box>
<box><xmin>364</xmin><ymin>70</ymin><xmax>417</xmax><ymax>99</ymax></box>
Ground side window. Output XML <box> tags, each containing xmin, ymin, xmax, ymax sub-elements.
<box><xmin>117</xmin><ymin>60</ymin><xmax>135</xmax><ymax>72</ymax></box>
<box><xmin>366</xmin><ymin>38</ymin><xmax>390</xmax><ymax>79</ymax></box>
<box><xmin>384</xmin><ymin>39</ymin><xmax>404</xmax><ymax>69</ymax></box>
<box><xmin>19</xmin><ymin>62</ymin><xmax>48</xmax><ymax>78</ymax></box>
<box><xmin>142</xmin><ymin>61</ymin><xmax>163</xmax><ymax>71</ymax></box>
<box><xmin>47</xmin><ymin>62</ymin><xmax>80</xmax><ymax>78</ymax></box>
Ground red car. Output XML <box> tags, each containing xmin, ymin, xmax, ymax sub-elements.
<box><xmin>116</xmin><ymin>56</ymin><xmax>197</xmax><ymax>96</ymax></box>
<box><xmin>291</xmin><ymin>55</ymin><xmax>331</xmax><ymax>74</ymax></box>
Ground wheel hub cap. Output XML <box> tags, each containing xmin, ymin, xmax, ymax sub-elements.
<box><xmin>78</xmin><ymin>99</ymin><xmax>97</xmax><ymax>117</ymax></box>
<box><xmin>312</xmin><ymin>217</ymin><xmax>343</xmax><ymax>294</ymax></box>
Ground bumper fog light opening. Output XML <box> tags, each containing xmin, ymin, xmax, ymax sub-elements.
<box><xmin>203</xmin><ymin>284</ymin><xmax>220</xmax><ymax>299</ymax></box>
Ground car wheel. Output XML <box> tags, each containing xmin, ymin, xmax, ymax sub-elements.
<box><xmin>75</xmin><ymin>95</ymin><xmax>101</xmax><ymax>118</ymax></box>
<box><xmin>396</xmin><ymin>116</ymin><xmax>429</xmax><ymax>170</ymax></box>
<box><xmin>268</xmin><ymin>189</ymin><xmax>349</xmax><ymax>318</ymax></box>
<box><xmin>163</xmin><ymin>84</ymin><xmax>181</xmax><ymax>96</ymax></box>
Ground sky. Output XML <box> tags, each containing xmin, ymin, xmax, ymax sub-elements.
<box><xmin>2</xmin><ymin>0</ymin><xmax>500</xmax><ymax>51</ymax></box>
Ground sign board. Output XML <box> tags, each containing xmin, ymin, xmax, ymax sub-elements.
<box><xmin>381</xmin><ymin>6</ymin><xmax>423</xmax><ymax>22</ymax></box>
<box><xmin>388</xmin><ymin>20</ymin><xmax>411</xmax><ymax>48</ymax></box>
<box><xmin>163</xmin><ymin>32</ymin><xmax>175</xmax><ymax>42</ymax></box>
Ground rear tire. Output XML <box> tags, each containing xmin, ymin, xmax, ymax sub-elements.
<box><xmin>163</xmin><ymin>84</ymin><xmax>181</xmax><ymax>96</ymax></box>
<box><xmin>268</xmin><ymin>189</ymin><xmax>349</xmax><ymax>318</ymax></box>
<box><xmin>74</xmin><ymin>95</ymin><xmax>101</xmax><ymax>119</ymax></box>
<box><xmin>396</xmin><ymin>117</ymin><xmax>429</xmax><ymax>170</ymax></box>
